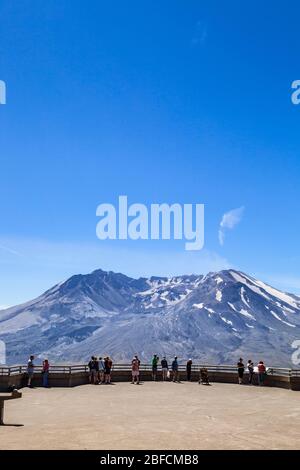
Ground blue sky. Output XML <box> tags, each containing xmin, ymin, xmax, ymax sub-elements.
<box><xmin>0</xmin><ymin>0</ymin><xmax>300</xmax><ymax>306</ymax></box>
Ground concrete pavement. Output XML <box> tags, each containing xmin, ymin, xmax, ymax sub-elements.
<box><xmin>1</xmin><ymin>382</ymin><xmax>300</xmax><ymax>450</ymax></box>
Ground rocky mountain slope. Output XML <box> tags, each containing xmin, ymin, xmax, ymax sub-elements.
<box><xmin>1</xmin><ymin>269</ymin><xmax>299</xmax><ymax>366</ymax></box>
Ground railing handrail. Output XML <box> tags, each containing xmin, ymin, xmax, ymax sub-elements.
<box><xmin>1</xmin><ymin>363</ymin><xmax>300</xmax><ymax>377</ymax></box>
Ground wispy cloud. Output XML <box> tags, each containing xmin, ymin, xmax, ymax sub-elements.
<box><xmin>191</xmin><ymin>21</ymin><xmax>207</xmax><ymax>46</ymax></box>
<box><xmin>0</xmin><ymin>243</ymin><xmax>22</xmax><ymax>257</ymax></box>
<box><xmin>218</xmin><ymin>206</ymin><xmax>245</xmax><ymax>246</ymax></box>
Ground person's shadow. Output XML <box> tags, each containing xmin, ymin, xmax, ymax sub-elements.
<box><xmin>1</xmin><ymin>423</ymin><xmax>24</xmax><ymax>427</ymax></box>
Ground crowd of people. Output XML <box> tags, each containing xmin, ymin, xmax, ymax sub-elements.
<box><xmin>25</xmin><ymin>354</ymin><xmax>268</xmax><ymax>387</ymax></box>
<box><xmin>86</xmin><ymin>355</ymin><xmax>267</xmax><ymax>386</ymax></box>
<box><xmin>88</xmin><ymin>356</ymin><xmax>113</xmax><ymax>384</ymax></box>
<box><xmin>150</xmin><ymin>355</ymin><xmax>188</xmax><ymax>383</ymax></box>
<box><xmin>237</xmin><ymin>358</ymin><xmax>267</xmax><ymax>386</ymax></box>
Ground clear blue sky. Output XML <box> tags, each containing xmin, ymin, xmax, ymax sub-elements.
<box><xmin>1</xmin><ymin>0</ymin><xmax>300</xmax><ymax>306</ymax></box>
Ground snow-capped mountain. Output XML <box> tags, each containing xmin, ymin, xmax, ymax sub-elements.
<box><xmin>1</xmin><ymin>269</ymin><xmax>300</xmax><ymax>366</ymax></box>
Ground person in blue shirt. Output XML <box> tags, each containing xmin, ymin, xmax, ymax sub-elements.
<box><xmin>172</xmin><ymin>356</ymin><xmax>179</xmax><ymax>382</ymax></box>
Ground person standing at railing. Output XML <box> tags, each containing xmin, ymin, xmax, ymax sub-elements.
<box><xmin>161</xmin><ymin>357</ymin><xmax>169</xmax><ymax>381</ymax></box>
<box><xmin>257</xmin><ymin>361</ymin><xmax>266</xmax><ymax>386</ymax></box>
<box><xmin>131</xmin><ymin>356</ymin><xmax>140</xmax><ymax>384</ymax></box>
<box><xmin>247</xmin><ymin>359</ymin><xmax>254</xmax><ymax>385</ymax></box>
<box><xmin>27</xmin><ymin>355</ymin><xmax>35</xmax><ymax>388</ymax></box>
<box><xmin>94</xmin><ymin>357</ymin><xmax>100</xmax><ymax>384</ymax></box>
<box><xmin>42</xmin><ymin>358</ymin><xmax>49</xmax><ymax>388</ymax></box>
<box><xmin>88</xmin><ymin>356</ymin><xmax>97</xmax><ymax>385</ymax></box>
<box><xmin>237</xmin><ymin>358</ymin><xmax>244</xmax><ymax>385</ymax></box>
<box><xmin>151</xmin><ymin>354</ymin><xmax>159</xmax><ymax>381</ymax></box>
<box><xmin>186</xmin><ymin>359</ymin><xmax>193</xmax><ymax>381</ymax></box>
<box><xmin>98</xmin><ymin>357</ymin><xmax>105</xmax><ymax>384</ymax></box>
<box><xmin>172</xmin><ymin>356</ymin><xmax>179</xmax><ymax>382</ymax></box>
<box><xmin>104</xmin><ymin>356</ymin><xmax>113</xmax><ymax>384</ymax></box>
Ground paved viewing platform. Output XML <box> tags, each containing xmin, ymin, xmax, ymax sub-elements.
<box><xmin>1</xmin><ymin>382</ymin><xmax>300</xmax><ymax>450</ymax></box>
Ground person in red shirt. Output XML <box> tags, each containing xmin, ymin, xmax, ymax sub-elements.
<box><xmin>104</xmin><ymin>356</ymin><xmax>113</xmax><ymax>384</ymax></box>
<box><xmin>131</xmin><ymin>355</ymin><xmax>140</xmax><ymax>384</ymax></box>
<box><xmin>257</xmin><ymin>361</ymin><xmax>266</xmax><ymax>386</ymax></box>
<box><xmin>42</xmin><ymin>358</ymin><xmax>49</xmax><ymax>388</ymax></box>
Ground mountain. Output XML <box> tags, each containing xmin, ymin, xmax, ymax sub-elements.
<box><xmin>1</xmin><ymin>269</ymin><xmax>300</xmax><ymax>366</ymax></box>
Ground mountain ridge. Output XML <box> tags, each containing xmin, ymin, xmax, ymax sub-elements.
<box><xmin>0</xmin><ymin>268</ymin><xmax>299</xmax><ymax>366</ymax></box>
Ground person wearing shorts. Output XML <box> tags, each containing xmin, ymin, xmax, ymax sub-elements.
<box><xmin>27</xmin><ymin>355</ymin><xmax>35</xmax><ymax>388</ymax></box>
<box><xmin>104</xmin><ymin>356</ymin><xmax>113</xmax><ymax>384</ymax></box>
<box><xmin>131</xmin><ymin>355</ymin><xmax>140</xmax><ymax>384</ymax></box>
<box><xmin>98</xmin><ymin>356</ymin><xmax>105</xmax><ymax>384</ymax></box>
<box><xmin>151</xmin><ymin>354</ymin><xmax>159</xmax><ymax>381</ymax></box>
<box><xmin>161</xmin><ymin>357</ymin><xmax>169</xmax><ymax>381</ymax></box>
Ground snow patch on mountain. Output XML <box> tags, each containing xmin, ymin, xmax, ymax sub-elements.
<box><xmin>230</xmin><ymin>271</ymin><xmax>272</xmax><ymax>301</ymax></box>
<box><xmin>204</xmin><ymin>307</ymin><xmax>215</xmax><ymax>314</ymax></box>
<box><xmin>270</xmin><ymin>310</ymin><xmax>296</xmax><ymax>328</ymax></box>
<box><xmin>216</xmin><ymin>290</ymin><xmax>222</xmax><ymax>302</ymax></box>
<box><xmin>231</xmin><ymin>271</ymin><xmax>299</xmax><ymax>309</ymax></box>
<box><xmin>239</xmin><ymin>309</ymin><xmax>255</xmax><ymax>321</ymax></box>
<box><xmin>240</xmin><ymin>287</ymin><xmax>250</xmax><ymax>308</ymax></box>
<box><xmin>221</xmin><ymin>316</ymin><xmax>233</xmax><ymax>326</ymax></box>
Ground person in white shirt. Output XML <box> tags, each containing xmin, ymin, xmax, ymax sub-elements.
<box><xmin>27</xmin><ymin>355</ymin><xmax>35</xmax><ymax>388</ymax></box>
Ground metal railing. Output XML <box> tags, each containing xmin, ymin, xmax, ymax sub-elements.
<box><xmin>0</xmin><ymin>364</ymin><xmax>89</xmax><ymax>376</ymax></box>
<box><xmin>1</xmin><ymin>363</ymin><xmax>300</xmax><ymax>377</ymax></box>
